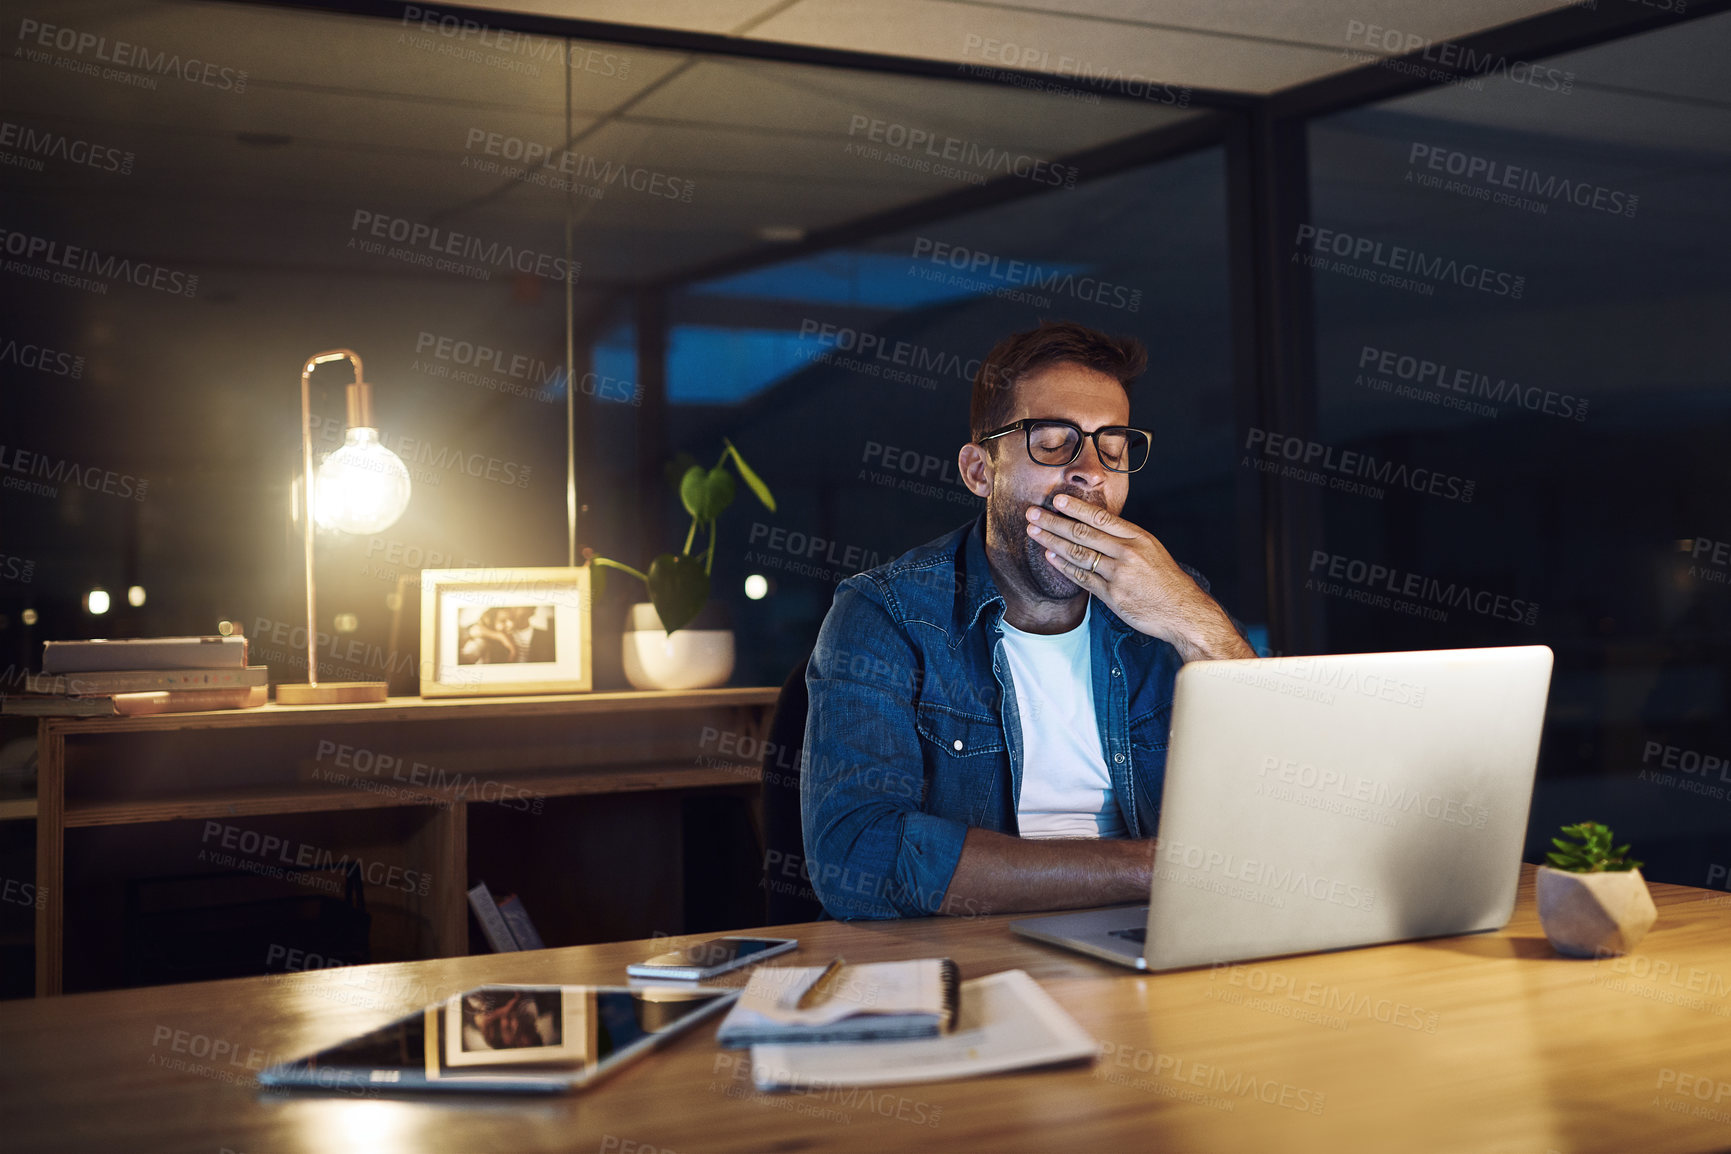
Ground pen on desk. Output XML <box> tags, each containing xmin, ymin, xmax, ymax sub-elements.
<box><xmin>795</xmin><ymin>956</ymin><xmax>847</xmax><ymax>1009</ymax></box>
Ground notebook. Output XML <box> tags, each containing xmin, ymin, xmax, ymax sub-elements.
<box><xmin>716</xmin><ymin>958</ymin><xmax>959</xmax><ymax>1046</ymax></box>
<box><xmin>750</xmin><ymin>969</ymin><xmax>1097</xmax><ymax>1090</ymax></box>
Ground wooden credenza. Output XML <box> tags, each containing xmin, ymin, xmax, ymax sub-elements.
<box><xmin>28</xmin><ymin>688</ymin><xmax>780</xmax><ymax>995</ymax></box>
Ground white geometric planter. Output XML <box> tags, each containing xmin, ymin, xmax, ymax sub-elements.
<box><xmin>1535</xmin><ymin>865</ymin><xmax>1657</xmax><ymax>958</ymax></box>
<box><xmin>621</xmin><ymin>602</ymin><xmax>735</xmax><ymax>691</ymax></box>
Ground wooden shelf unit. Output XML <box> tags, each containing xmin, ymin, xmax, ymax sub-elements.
<box><xmin>30</xmin><ymin>687</ymin><xmax>780</xmax><ymax>995</ymax></box>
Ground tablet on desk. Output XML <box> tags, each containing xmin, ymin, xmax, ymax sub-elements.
<box><xmin>258</xmin><ymin>984</ymin><xmax>738</xmax><ymax>1094</ymax></box>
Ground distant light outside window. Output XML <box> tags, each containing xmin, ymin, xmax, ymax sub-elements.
<box><xmin>592</xmin><ymin>334</ymin><xmax>637</xmax><ymax>404</ymax></box>
<box><xmin>690</xmin><ymin>251</ymin><xmax>1089</xmax><ymax>310</ymax></box>
<box><xmin>666</xmin><ymin>325</ymin><xmax>823</xmax><ymax>405</ymax></box>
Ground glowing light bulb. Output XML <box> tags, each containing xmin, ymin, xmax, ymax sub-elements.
<box><xmin>744</xmin><ymin>574</ymin><xmax>768</xmax><ymax>600</ymax></box>
<box><xmin>86</xmin><ymin>588</ymin><xmax>111</xmax><ymax>614</ymax></box>
<box><xmin>314</xmin><ymin>427</ymin><xmax>411</xmax><ymax>534</ymax></box>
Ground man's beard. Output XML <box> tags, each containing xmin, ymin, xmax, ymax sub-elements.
<box><xmin>987</xmin><ymin>481</ymin><xmax>1106</xmax><ymax>602</ymax></box>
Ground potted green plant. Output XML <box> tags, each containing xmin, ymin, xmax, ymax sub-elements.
<box><xmin>587</xmin><ymin>437</ymin><xmax>775</xmax><ymax>690</ymax></box>
<box><xmin>1535</xmin><ymin>821</ymin><xmax>1657</xmax><ymax>957</ymax></box>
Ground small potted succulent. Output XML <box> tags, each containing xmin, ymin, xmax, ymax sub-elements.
<box><xmin>587</xmin><ymin>438</ymin><xmax>775</xmax><ymax>690</ymax></box>
<box><xmin>1535</xmin><ymin>821</ymin><xmax>1657</xmax><ymax>957</ymax></box>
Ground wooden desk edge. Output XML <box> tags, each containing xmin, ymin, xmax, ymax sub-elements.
<box><xmin>37</xmin><ymin>686</ymin><xmax>782</xmax><ymax>735</ymax></box>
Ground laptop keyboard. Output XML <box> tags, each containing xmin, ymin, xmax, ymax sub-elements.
<box><xmin>1109</xmin><ymin>927</ymin><xmax>1146</xmax><ymax>944</ymax></box>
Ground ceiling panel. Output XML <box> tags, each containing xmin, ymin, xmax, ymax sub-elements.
<box><xmin>889</xmin><ymin>0</ymin><xmax>1580</xmax><ymax>54</ymax></box>
<box><xmin>458</xmin><ymin>0</ymin><xmax>1611</xmax><ymax>96</ymax></box>
<box><xmin>1376</xmin><ymin>12</ymin><xmax>1731</xmax><ymax>155</ymax></box>
<box><xmin>2</xmin><ymin>0</ymin><xmax>1191</xmax><ymax>293</ymax></box>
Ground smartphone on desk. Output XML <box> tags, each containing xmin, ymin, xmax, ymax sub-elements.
<box><xmin>626</xmin><ymin>936</ymin><xmax>797</xmax><ymax>981</ymax></box>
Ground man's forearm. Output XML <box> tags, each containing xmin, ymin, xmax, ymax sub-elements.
<box><xmin>1172</xmin><ymin>600</ymin><xmax>1257</xmax><ymax>664</ymax></box>
<box><xmin>937</xmin><ymin>827</ymin><xmax>1155</xmax><ymax>916</ymax></box>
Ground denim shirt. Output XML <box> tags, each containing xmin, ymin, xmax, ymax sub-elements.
<box><xmin>801</xmin><ymin>512</ymin><xmax>1205</xmax><ymax>920</ymax></box>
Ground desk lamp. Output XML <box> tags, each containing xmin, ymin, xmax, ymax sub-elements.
<box><xmin>277</xmin><ymin>348</ymin><xmax>411</xmax><ymax>705</ymax></box>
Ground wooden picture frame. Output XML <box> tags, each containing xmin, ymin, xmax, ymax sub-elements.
<box><xmin>419</xmin><ymin>567</ymin><xmax>592</xmax><ymax>697</ymax></box>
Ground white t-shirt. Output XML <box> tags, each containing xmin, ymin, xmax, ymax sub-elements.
<box><xmin>998</xmin><ymin>600</ymin><xmax>1127</xmax><ymax>839</ymax></box>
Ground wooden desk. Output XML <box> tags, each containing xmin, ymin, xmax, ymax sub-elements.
<box><xmin>2</xmin><ymin>865</ymin><xmax>1727</xmax><ymax>1153</ymax></box>
<box><xmin>27</xmin><ymin>688</ymin><xmax>779</xmax><ymax>995</ymax></box>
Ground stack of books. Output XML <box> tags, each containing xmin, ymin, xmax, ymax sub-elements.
<box><xmin>2</xmin><ymin>636</ymin><xmax>269</xmax><ymax>717</ymax></box>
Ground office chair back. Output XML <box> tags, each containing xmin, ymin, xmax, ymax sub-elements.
<box><xmin>761</xmin><ymin>655</ymin><xmax>826</xmax><ymax>924</ymax></box>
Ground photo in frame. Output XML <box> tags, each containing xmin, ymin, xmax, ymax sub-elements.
<box><xmin>419</xmin><ymin>567</ymin><xmax>592</xmax><ymax>697</ymax></box>
<box><xmin>442</xmin><ymin>986</ymin><xmax>594</xmax><ymax>1068</ymax></box>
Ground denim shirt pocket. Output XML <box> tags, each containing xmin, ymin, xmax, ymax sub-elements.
<box><xmin>914</xmin><ymin>703</ymin><xmax>1007</xmax><ymax>827</ymax></box>
<box><xmin>1127</xmin><ymin>702</ymin><xmax>1171</xmax><ymax>753</ymax></box>
<box><xmin>1126</xmin><ymin>701</ymin><xmax>1172</xmax><ymax>832</ymax></box>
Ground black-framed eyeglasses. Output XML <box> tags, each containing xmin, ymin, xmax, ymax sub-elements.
<box><xmin>976</xmin><ymin>418</ymin><xmax>1153</xmax><ymax>474</ymax></box>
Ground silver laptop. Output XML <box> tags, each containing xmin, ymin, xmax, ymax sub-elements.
<box><xmin>1011</xmin><ymin>645</ymin><xmax>1553</xmax><ymax>971</ymax></box>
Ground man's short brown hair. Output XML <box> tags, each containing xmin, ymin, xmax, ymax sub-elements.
<box><xmin>969</xmin><ymin>321</ymin><xmax>1147</xmax><ymax>445</ymax></box>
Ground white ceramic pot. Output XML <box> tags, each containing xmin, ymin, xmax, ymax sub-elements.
<box><xmin>1535</xmin><ymin>865</ymin><xmax>1657</xmax><ymax>958</ymax></box>
<box><xmin>622</xmin><ymin>602</ymin><xmax>735</xmax><ymax>691</ymax></box>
